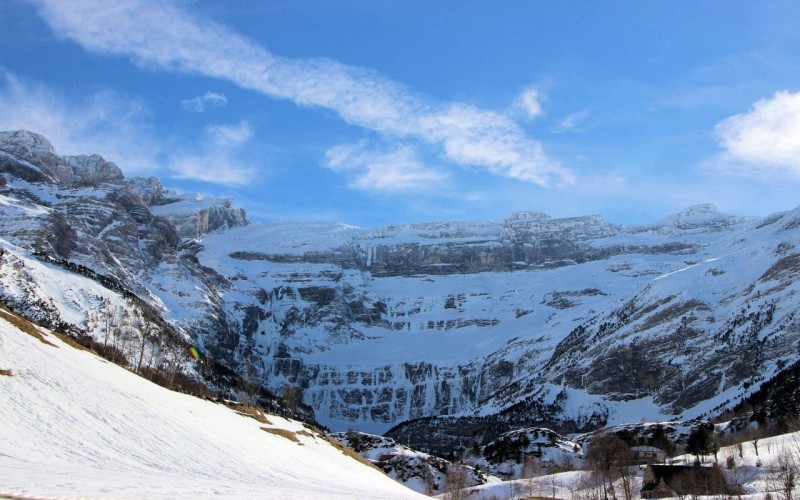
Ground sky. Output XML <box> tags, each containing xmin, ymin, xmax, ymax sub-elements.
<box><xmin>1</xmin><ymin>0</ymin><xmax>799</xmax><ymax>226</ymax></box>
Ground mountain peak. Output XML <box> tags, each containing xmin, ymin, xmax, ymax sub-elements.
<box><xmin>504</xmin><ymin>211</ymin><xmax>551</xmax><ymax>223</ymax></box>
<box><xmin>676</xmin><ymin>203</ymin><xmax>718</xmax><ymax>217</ymax></box>
<box><xmin>0</xmin><ymin>129</ymin><xmax>57</xmax><ymax>155</ymax></box>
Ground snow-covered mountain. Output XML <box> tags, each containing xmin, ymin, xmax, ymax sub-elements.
<box><xmin>0</xmin><ymin>304</ymin><xmax>425</xmax><ymax>499</ymax></box>
<box><xmin>2</xmin><ymin>130</ymin><xmax>800</xmax><ymax>450</ymax></box>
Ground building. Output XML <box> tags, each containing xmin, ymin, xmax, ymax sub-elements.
<box><xmin>630</xmin><ymin>445</ymin><xmax>666</xmax><ymax>464</ymax></box>
<box><xmin>640</xmin><ymin>464</ymin><xmax>733</xmax><ymax>499</ymax></box>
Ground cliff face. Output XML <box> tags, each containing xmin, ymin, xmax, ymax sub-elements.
<box><xmin>2</xmin><ymin>130</ymin><xmax>799</xmax><ymax>443</ymax></box>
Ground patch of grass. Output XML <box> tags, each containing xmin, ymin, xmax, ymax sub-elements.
<box><xmin>261</xmin><ymin>427</ymin><xmax>299</xmax><ymax>442</ymax></box>
<box><xmin>319</xmin><ymin>432</ymin><xmax>384</xmax><ymax>473</ymax></box>
<box><xmin>49</xmin><ymin>330</ymin><xmax>93</xmax><ymax>352</ymax></box>
<box><xmin>0</xmin><ymin>368</ymin><xmax>13</xmax><ymax>376</ymax></box>
<box><xmin>226</xmin><ymin>403</ymin><xmax>272</xmax><ymax>424</ymax></box>
<box><xmin>296</xmin><ymin>429</ymin><xmax>315</xmax><ymax>440</ymax></box>
<box><xmin>0</xmin><ymin>302</ymin><xmax>98</xmax><ymax>354</ymax></box>
<box><xmin>0</xmin><ymin>304</ymin><xmax>57</xmax><ymax>348</ymax></box>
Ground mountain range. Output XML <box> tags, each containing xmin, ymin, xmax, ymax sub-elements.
<box><xmin>2</xmin><ymin>130</ymin><xmax>799</xmax><ymax>452</ymax></box>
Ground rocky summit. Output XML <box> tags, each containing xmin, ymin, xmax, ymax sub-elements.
<box><xmin>2</xmin><ymin>130</ymin><xmax>800</xmax><ymax>449</ymax></box>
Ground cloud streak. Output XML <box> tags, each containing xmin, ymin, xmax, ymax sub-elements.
<box><xmin>32</xmin><ymin>0</ymin><xmax>573</xmax><ymax>189</ymax></box>
<box><xmin>205</xmin><ymin>121</ymin><xmax>252</xmax><ymax>148</ymax></box>
<box><xmin>515</xmin><ymin>87</ymin><xmax>544</xmax><ymax>120</ymax></box>
<box><xmin>181</xmin><ymin>91</ymin><xmax>227</xmax><ymax>112</ymax></box>
<box><xmin>551</xmin><ymin>110</ymin><xmax>589</xmax><ymax>134</ymax></box>
<box><xmin>168</xmin><ymin>154</ymin><xmax>254</xmax><ymax>185</ymax></box>
<box><xmin>324</xmin><ymin>141</ymin><xmax>448</xmax><ymax>192</ymax></box>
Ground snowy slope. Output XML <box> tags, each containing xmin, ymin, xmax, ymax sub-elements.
<box><xmin>0</xmin><ymin>312</ymin><xmax>426</xmax><ymax>499</ymax></box>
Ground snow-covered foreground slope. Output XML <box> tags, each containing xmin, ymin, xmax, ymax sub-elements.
<box><xmin>0</xmin><ymin>313</ymin><xmax>426</xmax><ymax>499</ymax></box>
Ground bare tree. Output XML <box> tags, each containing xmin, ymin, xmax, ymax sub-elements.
<box><xmin>419</xmin><ymin>461</ymin><xmax>436</xmax><ymax>496</ymax></box>
<box><xmin>86</xmin><ymin>298</ymin><xmax>119</xmax><ymax>356</ymax></box>
<box><xmin>134</xmin><ymin>309</ymin><xmax>159</xmax><ymax>374</ymax></box>
<box><xmin>585</xmin><ymin>434</ymin><xmax>635</xmax><ymax>500</ymax></box>
<box><xmin>281</xmin><ymin>384</ymin><xmax>304</xmax><ymax>417</ymax></box>
<box><xmin>241</xmin><ymin>360</ymin><xmax>261</xmax><ymax>405</ymax></box>
<box><xmin>577</xmin><ymin>470</ymin><xmax>607</xmax><ymax>500</ymax></box>
<box><xmin>145</xmin><ymin>322</ymin><xmax>163</xmax><ymax>372</ymax></box>
<box><xmin>769</xmin><ymin>451</ymin><xmax>798</xmax><ymax>500</ymax></box>
<box><xmin>503</xmin><ymin>478</ymin><xmax>519</xmax><ymax>500</ymax></box>
<box><xmin>443</xmin><ymin>465</ymin><xmax>469</xmax><ymax>500</ymax></box>
<box><xmin>521</xmin><ymin>455</ymin><xmax>543</xmax><ymax>498</ymax></box>
<box><xmin>723</xmin><ymin>448</ymin><xmax>754</xmax><ymax>498</ymax></box>
<box><xmin>159</xmin><ymin>332</ymin><xmax>186</xmax><ymax>388</ymax></box>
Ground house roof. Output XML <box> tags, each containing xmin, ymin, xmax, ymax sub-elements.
<box><xmin>643</xmin><ymin>464</ymin><xmax>731</xmax><ymax>496</ymax></box>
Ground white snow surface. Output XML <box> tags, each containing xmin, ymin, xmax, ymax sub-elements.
<box><xmin>0</xmin><ymin>314</ymin><xmax>426</xmax><ymax>500</ymax></box>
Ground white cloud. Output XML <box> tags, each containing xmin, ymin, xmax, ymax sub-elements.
<box><xmin>713</xmin><ymin>90</ymin><xmax>800</xmax><ymax>177</ymax></box>
<box><xmin>181</xmin><ymin>91</ymin><xmax>227</xmax><ymax>112</ymax></box>
<box><xmin>551</xmin><ymin>109</ymin><xmax>589</xmax><ymax>133</ymax></box>
<box><xmin>0</xmin><ymin>71</ymin><xmax>160</xmax><ymax>174</ymax></box>
<box><xmin>516</xmin><ymin>87</ymin><xmax>544</xmax><ymax>119</ymax></box>
<box><xmin>32</xmin><ymin>0</ymin><xmax>574</xmax><ymax>189</ymax></box>
<box><xmin>205</xmin><ymin>121</ymin><xmax>252</xmax><ymax>148</ymax></box>
<box><xmin>168</xmin><ymin>154</ymin><xmax>254</xmax><ymax>185</ymax></box>
<box><xmin>170</xmin><ymin>121</ymin><xmax>255</xmax><ymax>185</ymax></box>
<box><xmin>324</xmin><ymin>141</ymin><xmax>448</xmax><ymax>192</ymax></box>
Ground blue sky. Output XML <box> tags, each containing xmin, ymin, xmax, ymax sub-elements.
<box><xmin>1</xmin><ymin>0</ymin><xmax>799</xmax><ymax>226</ymax></box>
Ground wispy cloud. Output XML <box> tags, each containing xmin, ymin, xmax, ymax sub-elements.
<box><xmin>169</xmin><ymin>121</ymin><xmax>255</xmax><ymax>185</ymax></box>
<box><xmin>324</xmin><ymin>141</ymin><xmax>447</xmax><ymax>192</ymax></box>
<box><xmin>551</xmin><ymin>109</ymin><xmax>590</xmax><ymax>133</ymax></box>
<box><xmin>713</xmin><ymin>90</ymin><xmax>800</xmax><ymax>178</ymax></box>
<box><xmin>181</xmin><ymin>91</ymin><xmax>227</xmax><ymax>112</ymax></box>
<box><xmin>205</xmin><ymin>121</ymin><xmax>252</xmax><ymax>148</ymax></box>
<box><xmin>515</xmin><ymin>87</ymin><xmax>544</xmax><ymax>120</ymax></box>
<box><xmin>168</xmin><ymin>154</ymin><xmax>254</xmax><ymax>185</ymax></box>
<box><xmin>0</xmin><ymin>71</ymin><xmax>160</xmax><ymax>174</ymax></box>
<box><xmin>32</xmin><ymin>0</ymin><xmax>573</xmax><ymax>189</ymax></box>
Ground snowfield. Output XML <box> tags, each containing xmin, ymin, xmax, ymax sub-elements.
<box><xmin>0</xmin><ymin>312</ymin><xmax>426</xmax><ymax>499</ymax></box>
